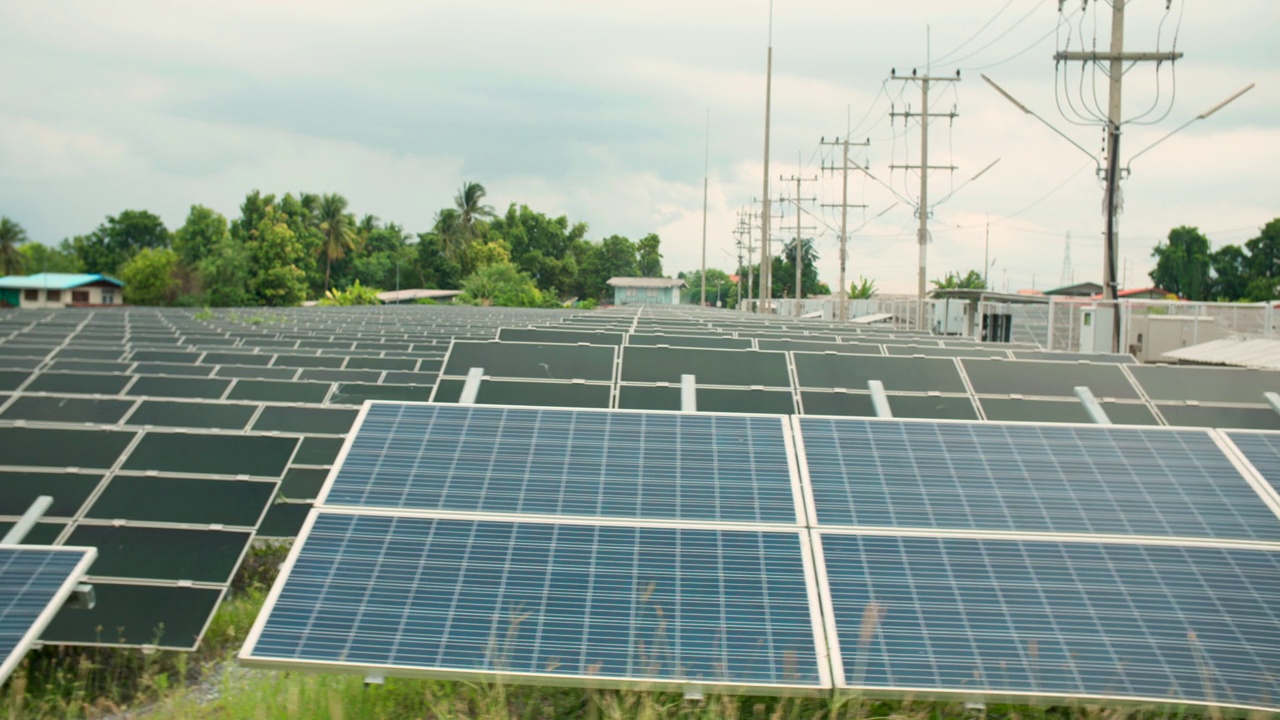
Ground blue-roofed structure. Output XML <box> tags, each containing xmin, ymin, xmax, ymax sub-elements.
<box><xmin>0</xmin><ymin>273</ymin><xmax>124</xmax><ymax>308</ymax></box>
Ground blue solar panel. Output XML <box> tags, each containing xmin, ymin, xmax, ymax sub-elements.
<box><xmin>1223</xmin><ymin>431</ymin><xmax>1280</xmax><ymax>497</ymax></box>
<box><xmin>0</xmin><ymin>546</ymin><xmax>94</xmax><ymax>683</ymax></box>
<box><xmin>243</xmin><ymin>513</ymin><xmax>825</xmax><ymax>690</ymax></box>
<box><xmin>325</xmin><ymin>404</ymin><xmax>800</xmax><ymax>524</ymax></box>
<box><xmin>799</xmin><ymin>417</ymin><xmax>1280</xmax><ymax>541</ymax></box>
<box><xmin>819</xmin><ymin>533</ymin><xmax>1280</xmax><ymax>711</ymax></box>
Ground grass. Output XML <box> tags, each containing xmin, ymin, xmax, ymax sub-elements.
<box><xmin>0</xmin><ymin>544</ymin><xmax>1225</xmax><ymax>719</ymax></box>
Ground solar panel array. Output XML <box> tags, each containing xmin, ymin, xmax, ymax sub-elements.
<box><xmin>441</xmin><ymin>320</ymin><xmax>1280</xmax><ymax>429</ymax></box>
<box><xmin>0</xmin><ymin>306</ymin><xmax>580</xmax><ymax>648</ymax></box>
<box><xmin>244</xmin><ymin>402</ymin><xmax>1280</xmax><ymax>711</ymax></box>
<box><xmin>3</xmin><ymin>301</ymin><xmax>1280</xmax><ymax>675</ymax></box>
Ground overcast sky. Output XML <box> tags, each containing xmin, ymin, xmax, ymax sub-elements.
<box><xmin>2</xmin><ymin>0</ymin><xmax>1276</xmax><ymax>294</ymax></box>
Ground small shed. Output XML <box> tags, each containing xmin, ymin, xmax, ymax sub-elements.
<box><xmin>376</xmin><ymin>289</ymin><xmax>463</xmax><ymax>304</ymax></box>
<box><xmin>0</xmin><ymin>273</ymin><xmax>124</xmax><ymax>309</ymax></box>
<box><xmin>607</xmin><ymin>277</ymin><xmax>687</xmax><ymax>306</ymax></box>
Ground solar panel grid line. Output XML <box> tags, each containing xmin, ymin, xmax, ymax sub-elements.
<box><xmin>0</xmin><ymin>546</ymin><xmax>96</xmax><ymax>684</ymax></box>
<box><xmin>813</xmin><ymin>531</ymin><xmax>1280</xmax><ymax>712</ymax></box>
<box><xmin>795</xmin><ymin>415</ymin><xmax>1280</xmax><ymax>544</ymax></box>
<box><xmin>240</xmin><ymin>511</ymin><xmax>830</xmax><ymax>694</ymax></box>
<box><xmin>950</xmin><ymin>356</ymin><xmax>989</xmax><ymax>421</ymax></box>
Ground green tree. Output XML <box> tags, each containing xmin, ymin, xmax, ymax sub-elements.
<box><xmin>455</xmin><ymin>181</ymin><xmax>495</xmax><ymax>245</ymax></box>
<box><xmin>316</xmin><ymin>193</ymin><xmax>357</xmax><ymax>295</ymax></box>
<box><xmin>681</xmin><ymin>268</ymin><xmax>735</xmax><ymax>306</ymax></box>
<box><xmin>0</xmin><ymin>217</ymin><xmax>29</xmax><ymax>275</ymax></box>
<box><xmin>120</xmin><ymin>248</ymin><xmax>181</xmax><ymax>305</ymax></box>
<box><xmin>1244</xmin><ymin>219</ymin><xmax>1280</xmax><ymax>300</ymax></box>
<box><xmin>18</xmin><ymin>242</ymin><xmax>82</xmax><ymax>274</ymax></box>
<box><xmin>248</xmin><ymin>208</ymin><xmax>307</xmax><ymax>306</ymax></box>
<box><xmin>73</xmin><ymin>210</ymin><xmax>170</xmax><ymax>274</ymax></box>
<box><xmin>637</xmin><ymin>233</ymin><xmax>663</xmax><ymax>277</ymax></box>
<box><xmin>1150</xmin><ymin>226</ymin><xmax>1211</xmax><ymax>300</ymax></box>
<box><xmin>932</xmin><ymin>270</ymin><xmax>987</xmax><ymax>290</ymax></box>
<box><xmin>775</xmin><ymin>238</ymin><xmax>820</xmax><ymax>298</ymax></box>
<box><xmin>173</xmin><ymin>205</ymin><xmax>230</xmax><ymax>267</ymax></box>
<box><xmin>489</xmin><ymin>204</ymin><xmax>587</xmax><ymax>299</ymax></box>
<box><xmin>1209</xmin><ymin>245</ymin><xmax>1249</xmax><ymax>301</ymax></box>
<box><xmin>414</xmin><ymin>232</ymin><xmax>463</xmax><ymax>289</ymax></box>
<box><xmin>198</xmin><ymin>236</ymin><xmax>253</xmax><ymax>307</ymax></box>
<box><xmin>457</xmin><ymin>262</ymin><xmax>545</xmax><ymax>307</ymax></box>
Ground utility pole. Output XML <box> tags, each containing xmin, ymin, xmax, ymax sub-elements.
<box><xmin>778</xmin><ymin>164</ymin><xmax>817</xmax><ymax>317</ymax></box>
<box><xmin>733</xmin><ymin>210</ymin><xmax>749</xmax><ymax>310</ymax></box>
<box><xmin>743</xmin><ymin>205</ymin><xmax>757</xmax><ymax>310</ymax></box>
<box><xmin>759</xmin><ymin>1</ymin><xmax>775</xmax><ymax>314</ymax></box>
<box><xmin>700</xmin><ymin>110</ymin><xmax>710</xmax><ymax>307</ymax></box>
<box><xmin>1059</xmin><ymin>231</ymin><xmax>1073</xmax><ymax>287</ymax></box>
<box><xmin>890</xmin><ymin>68</ymin><xmax>959</xmax><ymax>330</ymax></box>
<box><xmin>821</xmin><ymin>136</ymin><xmax>870</xmax><ymax>322</ymax></box>
<box><xmin>1054</xmin><ymin>0</ymin><xmax>1182</xmax><ymax>352</ymax></box>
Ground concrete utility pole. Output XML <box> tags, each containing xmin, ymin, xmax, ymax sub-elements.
<box><xmin>890</xmin><ymin>69</ymin><xmax>959</xmax><ymax>330</ymax></box>
<box><xmin>778</xmin><ymin>164</ymin><xmax>817</xmax><ymax>317</ymax></box>
<box><xmin>700</xmin><ymin>109</ymin><xmax>710</xmax><ymax>307</ymax></box>
<box><xmin>1054</xmin><ymin>0</ymin><xmax>1181</xmax><ymax>352</ymax></box>
<box><xmin>759</xmin><ymin>2</ymin><xmax>775</xmax><ymax>314</ymax></box>
<box><xmin>821</xmin><ymin>136</ymin><xmax>870</xmax><ymax>322</ymax></box>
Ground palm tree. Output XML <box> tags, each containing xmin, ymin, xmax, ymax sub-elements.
<box><xmin>433</xmin><ymin>208</ymin><xmax>464</xmax><ymax>264</ymax></box>
<box><xmin>454</xmin><ymin>180</ymin><xmax>494</xmax><ymax>246</ymax></box>
<box><xmin>0</xmin><ymin>217</ymin><xmax>28</xmax><ymax>276</ymax></box>
<box><xmin>316</xmin><ymin>194</ymin><xmax>356</xmax><ymax>294</ymax></box>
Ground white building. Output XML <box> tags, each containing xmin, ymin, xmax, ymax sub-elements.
<box><xmin>607</xmin><ymin>277</ymin><xmax>687</xmax><ymax>306</ymax></box>
<box><xmin>0</xmin><ymin>273</ymin><xmax>124</xmax><ymax>309</ymax></box>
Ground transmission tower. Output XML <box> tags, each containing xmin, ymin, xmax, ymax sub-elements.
<box><xmin>889</xmin><ymin>68</ymin><xmax>960</xmax><ymax>329</ymax></box>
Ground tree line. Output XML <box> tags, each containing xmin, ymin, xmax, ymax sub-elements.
<box><xmin>0</xmin><ymin>183</ymin><xmax>672</xmax><ymax>307</ymax></box>
<box><xmin>1150</xmin><ymin>220</ymin><xmax>1280</xmax><ymax>302</ymax></box>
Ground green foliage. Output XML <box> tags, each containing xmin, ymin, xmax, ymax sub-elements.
<box><xmin>850</xmin><ymin>276</ymin><xmax>877</xmax><ymax>298</ymax></box>
<box><xmin>72</xmin><ymin>209</ymin><xmax>171</xmax><ymax>274</ymax></box>
<box><xmin>681</xmin><ymin>268</ymin><xmax>738</xmax><ymax>308</ymax></box>
<box><xmin>248</xmin><ymin>208</ymin><xmax>308</xmax><ymax>307</ymax></box>
<box><xmin>172</xmin><ymin>205</ymin><xmax>230</xmax><ymax>267</ymax></box>
<box><xmin>575</xmin><ymin>298</ymin><xmax>599</xmax><ymax>309</ymax></box>
<box><xmin>18</xmin><ymin>241</ymin><xmax>83</xmax><ymax>274</ymax></box>
<box><xmin>414</xmin><ymin>232</ymin><xmax>463</xmax><ymax>290</ymax></box>
<box><xmin>470</xmin><ymin>239</ymin><xmax>512</xmax><ymax>269</ymax></box>
<box><xmin>1150</xmin><ymin>226</ymin><xmax>1211</xmax><ymax>300</ymax></box>
<box><xmin>317</xmin><ymin>280</ymin><xmax>383</xmax><ymax>306</ymax></box>
<box><xmin>774</xmin><ymin>238</ymin><xmax>821</xmax><ymax>298</ymax></box>
<box><xmin>457</xmin><ymin>262</ymin><xmax>545</xmax><ymax>307</ymax></box>
<box><xmin>637</xmin><ymin>233</ymin><xmax>663</xmax><ymax>277</ymax></box>
<box><xmin>0</xmin><ymin>216</ymin><xmax>29</xmax><ymax>275</ymax></box>
<box><xmin>120</xmin><ymin>248</ymin><xmax>181</xmax><ymax>305</ymax></box>
<box><xmin>932</xmin><ymin>269</ymin><xmax>987</xmax><ymax>290</ymax></box>
<box><xmin>316</xmin><ymin>193</ymin><xmax>357</xmax><ymax>294</ymax></box>
<box><xmin>489</xmin><ymin>203</ymin><xmax>587</xmax><ymax>299</ymax></box>
<box><xmin>197</xmin><ymin>235</ymin><xmax>254</xmax><ymax>307</ymax></box>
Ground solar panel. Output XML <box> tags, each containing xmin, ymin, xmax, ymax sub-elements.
<box><xmin>323</xmin><ymin>403</ymin><xmax>801</xmax><ymax>525</ymax></box>
<box><xmin>793</xmin><ymin>354</ymin><xmax>967</xmax><ymax>393</ymax></box>
<box><xmin>242</xmin><ymin>512</ymin><xmax>828</xmax><ymax>692</ymax></box>
<box><xmin>1156</xmin><ymin>404</ymin><xmax>1280</xmax><ymax>431</ymax></box>
<box><xmin>443</xmin><ymin>341</ymin><xmax>616</xmax><ymax>382</ymax></box>
<box><xmin>41</xmin><ymin>582</ymin><xmax>225</xmax><ymax>651</ymax></box>
<box><xmin>797</xmin><ymin>417</ymin><xmax>1280</xmax><ymax>541</ymax></box>
<box><xmin>0</xmin><ymin>546</ymin><xmax>95</xmax><ymax>683</ymax></box>
<box><xmin>1223</xmin><ymin>431</ymin><xmax>1280</xmax><ymax>497</ymax></box>
<box><xmin>817</xmin><ymin>532</ymin><xmax>1280</xmax><ymax>712</ymax></box>
<box><xmin>961</xmin><ymin>358</ymin><xmax>1140</xmax><ymax>398</ymax></box>
<box><xmin>1131</xmin><ymin>366</ymin><xmax>1280</xmax><ymax>404</ymax></box>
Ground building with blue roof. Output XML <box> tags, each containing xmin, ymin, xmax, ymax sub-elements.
<box><xmin>0</xmin><ymin>273</ymin><xmax>124</xmax><ymax>309</ymax></box>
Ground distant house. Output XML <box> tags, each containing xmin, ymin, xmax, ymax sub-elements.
<box><xmin>376</xmin><ymin>289</ymin><xmax>463</xmax><ymax>304</ymax></box>
<box><xmin>0</xmin><ymin>273</ymin><xmax>124</xmax><ymax>309</ymax></box>
<box><xmin>1118</xmin><ymin>286</ymin><xmax>1177</xmax><ymax>300</ymax></box>
<box><xmin>607</xmin><ymin>277</ymin><xmax>687</xmax><ymax>306</ymax></box>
